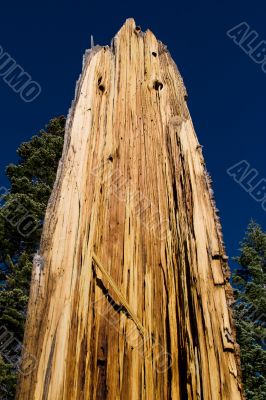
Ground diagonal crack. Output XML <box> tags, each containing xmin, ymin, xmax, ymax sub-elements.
<box><xmin>92</xmin><ymin>252</ymin><xmax>145</xmax><ymax>337</ymax></box>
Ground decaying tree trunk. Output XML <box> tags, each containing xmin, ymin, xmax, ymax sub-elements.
<box><xmin>17</xmin><ymin>19</ymin><xmax>243</xmax><ymax>399</ymax></box>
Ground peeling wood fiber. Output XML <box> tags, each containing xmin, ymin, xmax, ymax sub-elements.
<box><xmin>17</xmin><ymin>19</ymin><xmax>243</xmax><ymax>400</ymax></box>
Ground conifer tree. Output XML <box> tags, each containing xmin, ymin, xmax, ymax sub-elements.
<box><xmin>233</xmin><ymin>221</ymin><xmax>266</xmax><ymax>399</ymax></box>
<box><xmin>0</xmin><ymin>116</ymin><xmax>65</xmax><ymax>399</ymax></box>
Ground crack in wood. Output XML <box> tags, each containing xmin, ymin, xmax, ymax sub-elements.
<box><xmin>92</xmin><ymin>252</ymin><xmax>145</xmax><ymax>337</ymax></box>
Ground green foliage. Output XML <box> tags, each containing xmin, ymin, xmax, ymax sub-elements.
<box><xmin>233</xmin><ymin>221</ymin><xmax>266</xmax><ymax>399</ymax></box>
<box><xmin>0</xmin><ymin>116</ymin><xmax>65</xmax><ymax>398</ymax></box>
<box><xmin>0</xmin><ymin>357</ymin><xmax>17</xmax><ymax>400</ymax></box>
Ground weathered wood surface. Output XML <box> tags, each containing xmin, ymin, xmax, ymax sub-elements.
<box><xmin>17</xmin><ymin>19</ymin><xmax>243</xmax><ymax>399</ymax></box>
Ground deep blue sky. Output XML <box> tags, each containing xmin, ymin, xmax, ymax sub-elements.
<box><xmin>0</xmin><ymin>0</ymin><xmax>265</xmax><ymax>261</ymax></box>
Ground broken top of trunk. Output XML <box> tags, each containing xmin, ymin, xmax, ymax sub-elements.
<box><xmin>17</xmin><ymin>19</ymin><xmax>243</xmax><ymax>399</ymax></box>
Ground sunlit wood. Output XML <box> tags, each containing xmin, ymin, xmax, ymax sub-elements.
<box><xmin>17</xmin><ymin>19</ymin><xmax>243</xmax><ymax>399</ymax></box>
